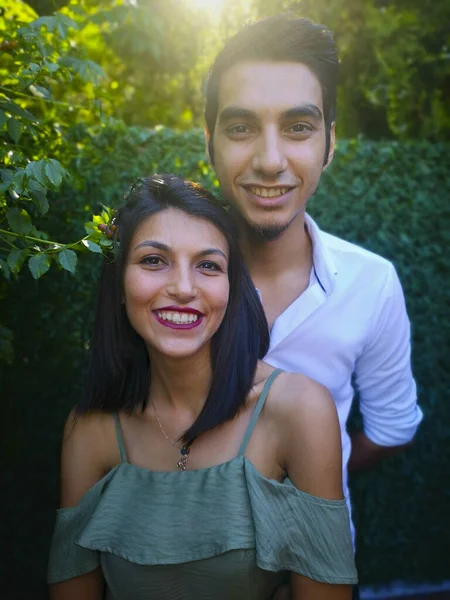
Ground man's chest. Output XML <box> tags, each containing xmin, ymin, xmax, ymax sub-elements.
<box><xmin>264</xmin><ymin>287</ymin><xmax>373</xmax><ymax>401</ymax></box>
<box><xmin>256</xmin><ymin>272</ymin><xmax>311</xmax><ymax>330</ymax></box>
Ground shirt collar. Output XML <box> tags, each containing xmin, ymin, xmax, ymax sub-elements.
<box><xmin>305</xmin><ymin>213</ymin><xmax>338</xmax><ymax>296</ymax></box>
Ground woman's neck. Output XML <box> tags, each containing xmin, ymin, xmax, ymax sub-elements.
<box><xmin>148</xmin><ymin>346</ymin><xmax>213</xmax><ymax>420</ymax></box>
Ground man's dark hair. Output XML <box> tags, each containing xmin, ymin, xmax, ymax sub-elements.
<box><xmin>205</xmin><ymin>15</ymin><xmax>339</xmax><ymax>164</ymax></box>
<box><xmin>77</xmin><ymin>174</ymin><xmax>269</xmax><ymax>445</ymax></box>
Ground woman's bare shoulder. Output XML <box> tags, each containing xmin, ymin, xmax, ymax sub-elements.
<box><xmin>63</xmin><ymin>409</ymin><xmax>118</xmax><ymax>453</ymax></box>
<box><xmin>60</xmin><ymin>410</ymin><xmax>119</xmax><ymax>507</ymax></box>
<box><xmin>261</xmin><ymin>366</ymin><xmax>335</xmax><ymax>422</ymax></box>
<box><xmin>262</xmin><ymin>369</ymin><xmax>343</xmax><ymax>499</ymax></box>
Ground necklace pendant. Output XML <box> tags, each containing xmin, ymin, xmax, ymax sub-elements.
<box><xmin>177</xmin><ymin>446</ymin><xmax>190</xmax><ymax>471</ymax></box>
<box><xmin>177</xmin><ymin>455</ymin><xmax>188</xmax><ymax>471</ymax></box>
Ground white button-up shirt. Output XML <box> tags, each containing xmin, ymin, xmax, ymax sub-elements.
<box><xmin>263</xmin><ymin>214</ymin><xmax>423</xmax><ymax>539</ymax></box>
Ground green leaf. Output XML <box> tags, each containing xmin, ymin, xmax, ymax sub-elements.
<box><xmin>28</xmin><ymin>253</ymin><xmax>50</xmax><ymax>279</ymax></box>
<box><xmin>60</xmin><ymin>57</ymin><xmax>104</xmax><ymax>83</ymax></box>
<box><xmin>0</xmin><ymin>101</ymin><xmax>37</xmax><ymax>122</ymax></box>
<box><xmin>84</xmin><ymin>221</ymin><xmax>96</xmax><ymax>234</ymax></box>
<box><xmin>0</xmin><ymin>180</ymin><xmax>10</xmax><ymax>194</ymax></box>
<box><xmin>57</xmin><ymin>248</ymin><xmax>77</xmax><ymax>274</ymax></box>
<box><xmin>12</xmin><ymin>169</ymin><xmax>26</xmax><ymax>191</ymax></box>
<box><xmin>0</xmin><ymin>258</ymin><xmax>10</xmax><ymax>280</ymax></box>
<box><xmin>44</xmin><ymin>159</ymin><xmax>65</xmax><ymax>188</ymax></box>
<box><xmin>34</xmin><ymin>194</ymin><xmax>49</xmax><ymax>215</ymax></box>
<box><xmin>0</xmin><ymin>169</ymin><xmax>14</xmax><ymax>184</ymax></box>
<box><xmin>0</xmin><ymin>110</ymin><xmax>6</xmax><ymax>128</ymax></box>
<box><xmin>25</xmin><ymin>160</ymin><xmax>47</xmax><ymax>187</ymax></box>
<box><xmin>44</xmin><ymin>60</ymin><xmax>59</xmax><ymax>73</ymax></box>
<box><xmin>32</xmin><ymin>16</ymin><xmax>58</xmax><ymax>32</ymax></box>
<box><xmin>82</xmin><ymin>239</ymin><xmax>102</xmax><ymax>253</ymax></box>
<box><xmin>7</xmin><ymin>118</ymin><xmax>21</xmax><ymax>144</ymax></box>
<box><xmin>6</xmin><ymin>208</ymin><xmax>33</xmax><ymax>235</ymax></box>
<box><xmin>28</xmin><ymin>63</ymin><xmax>40</xmax><ymax>73</ymax></box>
<box><xmin>27</xmin><ymin>178</ymin><xmax>50</xmax><ymax>215</ymax></box>
<box><xmin>83</xmin><ymin>222</ymin><xmax>102</xmax><ymax>242</ymax></box>
<box><xmin>7</xmin><ymin>249</ymin><xmax>28</xmax><ymax>274</ymax></box>
<box><xmin>34</xmin><ymin>86</ymin><xmax>50</xmax><ymax>99</ymax></box>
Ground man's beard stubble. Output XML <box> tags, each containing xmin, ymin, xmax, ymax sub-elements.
<box><xmin>228</xmin><ymin>206</ymin><xmax>296</xmax><ymax>242</ymax></box>
<box><xmin>247</xmin><ymin>221</ymin><xmax>290</xmax><ymax>242</ymax></box>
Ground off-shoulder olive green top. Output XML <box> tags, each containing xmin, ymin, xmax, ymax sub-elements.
<box><xmin>48</xmin><ymin>369</ymin><xmax>357</xmax><ymax>599</ymax></box>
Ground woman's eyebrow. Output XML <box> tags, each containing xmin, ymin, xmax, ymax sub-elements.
<box><xmin>134</xmin><ymin>240</ymin><xmax>170</xmax><ymax>251</ymax></box>
<box><xmin>197</xmin><ymin>248</ymin><xmax>228</xmax><ymax>260</ymax></box>
<box><xmin>134</xmin><ymin>241</ymin><xmax>227</xmax><ymax>260</ymax></box>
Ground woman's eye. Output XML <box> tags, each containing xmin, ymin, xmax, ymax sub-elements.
<box><xmin>199</xmin><ymin>261</ymin><xmax>220</xmax><ymax>271</ymax></box>
<box><xmin>141</xmin><ymin>256</ymin><xmax>164</xmax><ymax>267</ymax></box>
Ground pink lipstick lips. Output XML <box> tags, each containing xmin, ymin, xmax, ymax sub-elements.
<box><xmin>153</xmin><ymin>306</ymin><xmax>204</xmax><ymax>330</ymax></box>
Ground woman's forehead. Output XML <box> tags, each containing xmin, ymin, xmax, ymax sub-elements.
<box><xmin>131</xmin><ymin>208</ymin><xmax>229</xmax><ymax>256</ymax></box>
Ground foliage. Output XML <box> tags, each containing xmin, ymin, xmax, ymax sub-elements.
<box><xmin>0</xmin><ymin>0</ymin><xmax>119</xmax><ymax>360</ymax></box>
<box><xmin>1</xmin><ymin>128</ymin><xmax>449</xmax><ymax>598</ymax></box>
<box><xmin>53</xmin><ymin>0</ymin><xmax>254</xmax><ymax>129</ymax></box>
<box><xmin>254</xmin><ymin>0</ymin><xmax>450</xmax><ymax>141</ymax></box>
<box><xmin>0</xmin><ymin>1</ymin><xmax>112</xmax><ymax>280</ymax></box>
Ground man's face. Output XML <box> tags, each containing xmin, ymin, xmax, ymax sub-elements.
<box><xmin>210</xmin><ymin>61</ymin><xmax>334</xmax><ymax>239</ymax></box>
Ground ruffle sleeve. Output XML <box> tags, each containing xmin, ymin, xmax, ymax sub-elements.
<box><xmin>244</xmin><ymin>460</ymin><xmax>358</xmax><ymax>584</ymax></box>
<box><xmin>47</xmin><ymin>468</ymin><xmax>117</xmax><ymax>584</ymax></box>
<box><xmin>47</xmin><ymin>461</ymin><xmax>256</xmax><ymax>583</ymax></box>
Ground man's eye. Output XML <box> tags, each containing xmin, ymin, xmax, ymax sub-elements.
<box><xmin>288</xmin><ymin>123</ymin><xmax>313</xmax><ymax>134</ymax></box>
<box><xmin>228</xmin><ymin>125</ymin><xmax>250</xmax><ymax>135</ymax></box>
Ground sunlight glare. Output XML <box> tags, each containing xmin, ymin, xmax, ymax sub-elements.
<box><xmin>187</xmin><ymin>0</ymin><xmax>226</xmax><ymax>12</ymax></box>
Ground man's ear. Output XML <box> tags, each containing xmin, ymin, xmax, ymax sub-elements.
<box><xmin>204</xmin><ymin>128</ymin><xmax>214</xmax><ymax>167</ymax></box>
<box><xmin>323</xmin><ymin>122</ymin><xmax>336</xmax><ymax>171</ymax></box>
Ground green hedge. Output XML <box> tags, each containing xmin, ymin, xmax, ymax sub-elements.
<box><xmin>1</xmin><ymin>126</ymin><xmax>449</xmax><ymax>598</ymax></box>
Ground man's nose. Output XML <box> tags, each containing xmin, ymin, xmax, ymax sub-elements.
<box><xmin>252</xmin><ymin>128</ymin><xmax>287</xmax><ymax>177</ymax></box>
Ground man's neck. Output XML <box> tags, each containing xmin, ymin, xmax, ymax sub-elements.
<box><xmin>240</xmin><ymin>212</ymin><xmax>312</xmax><ymax>281</ymax></box>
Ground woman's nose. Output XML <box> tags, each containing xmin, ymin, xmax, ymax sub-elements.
<box><xmin>166</xmin><ymin>266</ymin><xmax>197</xmax><ymax>302</ymax></box>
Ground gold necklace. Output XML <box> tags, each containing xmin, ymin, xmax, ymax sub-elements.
<box><xmin>152</xmin><ymin>401</ymin><xmax>191</xmax><ymax>471</ymax></box>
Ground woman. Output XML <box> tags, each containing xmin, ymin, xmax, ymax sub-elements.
<box><xmin>48</xmin><ymin>175</ymin><xmax>357</xmax><ymax>600</ymax></box>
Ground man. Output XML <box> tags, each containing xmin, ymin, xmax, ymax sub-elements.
<box><xmin>204</xmin><ymin>14</ymin><xmax>423</xmax><ymax>597</ymax></box>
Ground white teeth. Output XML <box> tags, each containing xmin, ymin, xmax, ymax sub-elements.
<box><xmin>156</xmin><ymin>311</ymin><xmax>199</xmax><ymax>324</ymax></box>
<box><xmin>250</xmin><ymin>187</ymin><xmax>288</xmax><ymax>198</ymax></box>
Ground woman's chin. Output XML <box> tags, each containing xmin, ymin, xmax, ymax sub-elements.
<box><xmin>148</xmin><ymin>341</ymin><xmax>210</xmax><ymax>362</ymax></box>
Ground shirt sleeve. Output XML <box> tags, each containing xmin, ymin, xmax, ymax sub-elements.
<box><xmin>354</xmin><ymin>263</ymin><xmax>423</xmax><ymax>446</ymax></box>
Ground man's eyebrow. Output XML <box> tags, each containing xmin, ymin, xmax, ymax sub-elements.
<box><xmin>134</xmin><ymin>240</ymin><xmax>227</xmax><ymax>260</ymax></box>
<box><xmin>218</xmin><ymin>106</ymin><xmax>259</xmax><ymax>122</ymax></box>
<box><xmin>218</xmin><ymin>104</ymin><xmax>324</xmax><ymax>124</ymax></box>
<box><xmin>281</xmin><ymin>104</ymin><xmax>323</xmax><ymax>121</ymax></box>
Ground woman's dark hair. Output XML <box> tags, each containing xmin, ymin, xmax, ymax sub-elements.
<box><xmin>77</xmin><ymin>174</ymin><xmax>269</xmax><ymax>444</ymax></box>
<box><xmin>205</xmin><ymin>14</ymin><xmax>338</xmax><ymax>165</ymax></box>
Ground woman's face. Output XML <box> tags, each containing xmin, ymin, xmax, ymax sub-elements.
<box><xmin>124</xmin><ymin>207</ymin><xmax>230</xmax><ymax>360</ymax></box>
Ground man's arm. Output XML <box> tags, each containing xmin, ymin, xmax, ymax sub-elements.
<box><xmin>348</xmin><ymin>430</ymin><xmax>413</xmax><ymax>471</ymax></box>
<box><xmin>352</xmin><ymin>263</ymin><xmax>422</xmax><ymax>471</ymax></box>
